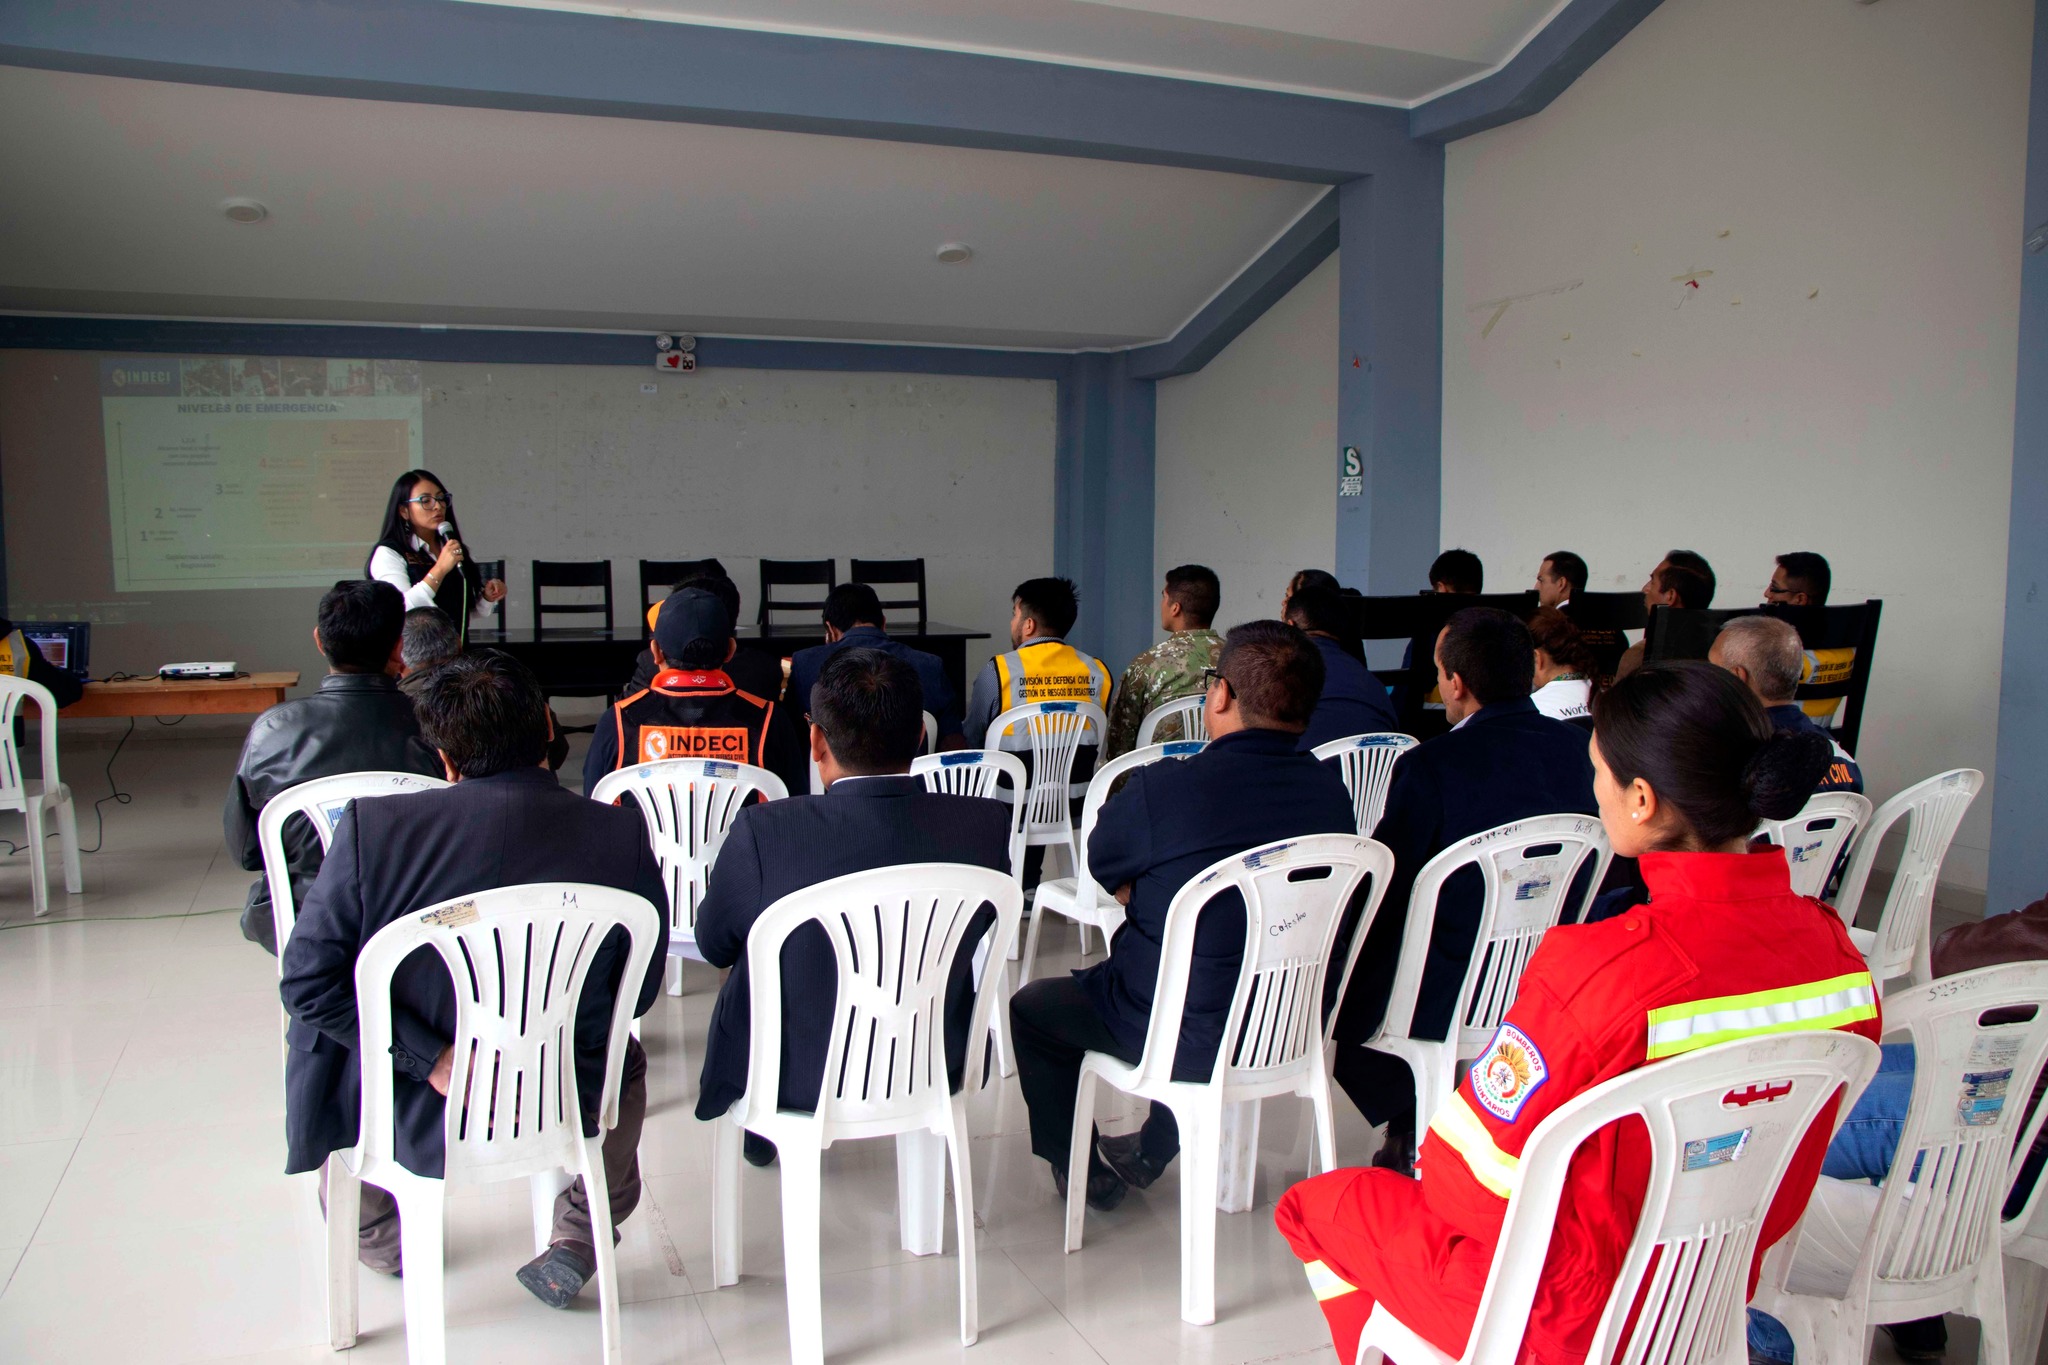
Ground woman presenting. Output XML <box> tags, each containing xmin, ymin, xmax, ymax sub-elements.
<box><xmin>366</xmin><ymin>469</ymin><xmax>507</xmax><ymax>637</ymax></box>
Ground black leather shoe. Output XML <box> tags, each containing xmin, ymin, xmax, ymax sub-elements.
<box><xmin>743</xmin><ymin>1131</ymin><xmax>778</xmax><ymax>1168</ymax></box>
<box><xmin>1052</xmin><ymin>1160</ymin><xmax>1127</xmax><ymax>1212</ymax></box>
<box><xmin>1369</xmin><ymin>1120</ymin><xmax>1416</xmax><ymax>1177</ymax></box>
<box><xmin>1096</xmin><ymin>1131</ymin><xmax>1168</xmax><ymax>1191</ymax></box>
<box><xmin>516</xmin><ymin>1241</ymin><xmax>595</xmax><ymax>1309</ymax></box>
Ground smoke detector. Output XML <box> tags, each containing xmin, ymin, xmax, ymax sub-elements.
<box><xmin>220</xmin><ymin>198</ymin><xmax>269</xmax><ymax>225</ymax></box>
<box><xmin>935</xmin><ymin>242</ymin><xmax>973</xmax><ymax>264</ymax></box>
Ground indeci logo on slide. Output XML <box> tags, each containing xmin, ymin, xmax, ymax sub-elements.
<box><xmin>111</xmin><ymin>366</ymin><xmax>173</xmax><ymax>389</ymax></box>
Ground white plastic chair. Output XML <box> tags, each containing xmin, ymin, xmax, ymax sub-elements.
<box><xmin>0</xmin><ymin>676</ymin><xmax>80</xmax><ymax>916</ymax></box>
<box><xmin>1135</xmin><ymin>693</ymin><xmax>1208</xmax><ymax>747</ymax></box>
<box><xmin>985</xmin><ymin>699</ymin><xmax>1107</xmax><ymax>876</ymax></box>
<box><xmin>710</xmin><ymin>863</ymin><xmax>1022</xmax><ymax>1364</ymax></box>
<box><xmin>922</xmin><ymin>710</ymin><xmax>939</xmax><ymax>755</ymax></box>
<box><xmin>913</xmin><ymin>748</ymin><xmax>1029</xmax><ymax>1078</ymax></box>
<box><xmin>589</xmin><ymin>758</ymin><xmax>786</xmax><ymax>982</ymax></box>
<box><xmin>1022</xmin><ymin>739</ymin><xmax>1206</xmax><ymax>981</ymax></box>
<box><xmin>1755</xmin><ymin>961</ymin><xmax>2048</xmax><ymax>1365</ymax></box>
<box><xmin>325</xmin><ymin>882</ymin><xmax>661</xmax><ymax>1365</ymax></box>
<box><xmin>1064</xmin><ymin>834</ymin><xmax>1388</xmax><ymax>1325</ymax></box>
<box><xmin>2000</xmin><ymin>1084</ymin><xmax>2048</xmax><ymax>1365</ymax></box>
<box><xmin>1756</xmin><ymin>791</ymin><xmax>1872</xmax><ymax>901</ymax></box>
<box><xmin>1356</xmin><ymin>1030</ymin><xmax>1881</xmax><ymax>1365</ymax></box>
<box><xmin>1313</xmin><ymin>732</ymin><xmax>1419</xmax><ymax>835</ymax></box>
<box><xmin>1831</xmin><ymin>769</ymin><xmax>1985</xmax><ymax>989</ymax></box>
<box><xmin>1364</xmin><ymin>814</ymin><xmax>1612</xmax><ymax>1133</ymax></box>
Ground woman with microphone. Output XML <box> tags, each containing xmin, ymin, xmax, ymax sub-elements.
<box><xmin>366</xmin><ymin>469</ymin><xmax>507</xmax><ymax>638</ymax></box>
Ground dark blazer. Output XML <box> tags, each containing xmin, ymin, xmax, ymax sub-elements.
<box><xmin>788</xmin><ymin>626</ymin><xmax>962</xmax><ymax>742</ymax></box>
<box><xmin>223</xmin><ymin>671</ymin><xmax>442</xmax><ymax>952</ymax></box>
<box><xmin>279</xmin><ymin>767</ymin><xmax>669</xmax><ymax>1178</ymax></box>
<box><xmin>1333</xmin><ymin>697</ymin><xmax>1596</xmax><ymax>1051</ymax></box>
<box><xmin>693</xmin><ymin>776</ymin><xmax>1012</xmax><ymax>1121</ymax></box>
<box><xmin>1298</xmin><ymin>634</ymin><xmax>1401</xmax><ymax>753</ymax></box>
<box><xmin>1078</xmin><ymin>727</ymin><xmax>1357</xmax><ymax>1072</ymax></box>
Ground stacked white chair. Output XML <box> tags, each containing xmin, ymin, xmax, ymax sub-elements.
<box><xmin>710</xmin><ymin>863</ymin><xmax>1023</xmax><ymax>1364</ymax></box>
<box><xmin>0</xmin><ymin>675</ymin><xmax>81</xmax><ymax>916</ymax></box>
<box><xmin>1313</xmin><ymin>732</ymin><xmax>1419</xmax><ymax>835</ymax></box>
<box><xmin>1758</xmin><ymin>791</ymin><xmax>1873</xmax><ymax>900</ymax></box>
<box><xmin>1135</xmin><ymin>693</ymin><xmax>1208</xmax><ymax>747</ymax></box>
<box><xmin>1831</xmin><ymin>768</ymin><xmax>1985</xmax><ymax>990</ymax></box>
<box><xmin>1999</xmin><ymin>1090</ymin><xmax>2048</xmax><ymax>1365</ymax></box>
<box><xmin>1363</xmin><ymin>814</ymin><xmax>1612</xmax><ymax>1133</ymax></box>
<box><xmin>1755</xmin><ymin>961</ymin><xmax>2048</xmax><ymax>1365</ymax></box>
<box><xmin>1022</xmin><ymin>739</ymin><xmax>1205</xmax><ymax>980</ymax></box>
<box><xmin>326</xmin><ymin>882</ymin><xmax>661</xmax><ymax>1365</ymax></box>
<box><xmin>984</xmin><ymin>699</ymin><xmax>1106</xmax><ymax>879</ymax></box>
<box><xmin>1355</xmin><ymin>1030</ymin><xmax>1880</xmax><ymax>1365</ymax></box>
<box><xmin>912</xmin><ymin>747</ymin><xmax>1029</xmax><ymax>1077</ymax></box>
<box><xmin>1064</xmin><ymin>834</ymin><xmax>1389</xmax><ymax>1325</ymax></box>
<box><xmin>589</xmin><ymin>757</ymin><xmax>787</xmax><ymax>985</ymax></box>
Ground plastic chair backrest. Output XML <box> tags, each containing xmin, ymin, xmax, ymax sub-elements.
<box><xmin>1457</xmin><ymin>1031</ymin><xmax>1881</xmax><ymax>1365</ymax></box>
<box><xmin>1135</xmin><ymin>694</ymin><xmax>1208</xmax><ymax>747</ymax></box>
<box><xmin>258</xmin><ymin>770</ymin><xmax>452</xmax><ymax>968</ymax></box>
<box><xmin>735</xmin><ymin>863</ymin><xmax>1023</xmax><ymax>1138</ymax></box>
<box><xmin>985</xmin><ymin>700</ymin><xmax>1107</xmax><ymax>836</ymax></box>
<box><xmin>922</xmin><ymin>711</ymin><xmax>938</xmax><ymax>756</ymax></box>
<box><xmin>353</xmin><ymin>882</ymin><xmax>661</xmax><ymax>1182</ymax></box>
<box><xmin>1387</xmin><ymin>814</ymin><xmax>1612</xmax><ymax>1054</ymax></box>
<box><xmin>1312</xmin><ymin>732</ymin><xmax>1419</xmax><ymax>834</ymax></box>
<box><xmin>1849</xmin><ymin>963</ymin><xmax>2048</xmax><ymax>1289</ymax></box>
<box><xmin>911</xmin><ymin>749</ymin><xmax>1029</xmax><ymax>879</ymax></box>
<box><xmin>588</xmin><ymin>758</ymin><xmax>786</xmax><ymax>947</ymax></box>
<box><xmin>1066</xmin><ymin>741</ymin><xmax>1206</xmax><ymax>918</ymax></box>
<box><xmin>1129</xmin><ymin>834</ymin><xmax>1386</xmax><ymax>1089</ymax></box>
<box><xmin>2001</xmin><ymin>1048</ymin><xmax>2048</xmax><ymax>1267</ymax></box>
<box><xmin>1833</xmin><ymin>768</ymin><xmax>1984</xmax><ymax>984</ymax></box>
<box><xmin>1757</xmin><ymin>791</ymin><xmax>1872</xmax><ymax>900</ymax></box>
<box><xmin>0</xmin><ymin>675</ymin><xmax>62</xmax><ymax>812</ymax></box>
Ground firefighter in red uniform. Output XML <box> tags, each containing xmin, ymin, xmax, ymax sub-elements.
<box><xmin>1279</xmin><ymin>663</ymin><xmax>1882</xmax><ymax>1363</ymax></box>
<box><xmin>582</xmin><ymin>587</ymin><xmax>808</xmax><ymax>798</ymax></box>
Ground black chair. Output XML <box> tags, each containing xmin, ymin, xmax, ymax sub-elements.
<box><xmin>850</xmin><ymin>558</ymin><xmax>928</xmax><ymax>632</ymax></box>
<box><xmin>1337</xmin><ymin>591</ymin><xmax>1541</xmax><ymax>740</ymax></box>
<box><xmin>1560</xmin><ymin>591</ymin><xmax>1648</xmax><ymax>681</ymax></box>
<box><xmin>639</xmin><ymin>558</ymin><xmax>724</xmax><ymax>619</ymax></box>
<box><xmin>1644</xmin><ymin>601</ymin><xmax>1883</xmax><ymax>754</ymax></box>
<box><xmin>531</xmin><ymin>559</ymin><xmax>614</xmax><ymax>635</ymax></box>
<box><xmin>757</xmin><ymin>558</ymin><xmax>835</xmax><ymax>628</ymax></box>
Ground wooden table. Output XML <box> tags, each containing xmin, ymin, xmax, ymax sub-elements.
<box><xmin>60</xmin><ymin>671</ymin><xmax>300</xmax><ymax>719</ymax></box>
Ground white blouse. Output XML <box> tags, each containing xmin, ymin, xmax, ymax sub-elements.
<box><xmin>1532</xmin><ymin>676</ymin><xmax>1592</xmax><ymax>723</ymax></box>
<box><xmin>369</xmin><ymin>540</ymin><xmax>494</xmax><ymax>619</ymax></box>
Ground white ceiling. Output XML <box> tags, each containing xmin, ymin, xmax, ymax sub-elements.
<box><xmin>460</xmin><ymin>0</ymin><xmax>1565</xmax><ymax>104</ymax></box>
<box><xmin>0</xmin><ymin>65</ymin><xmax>1328</xmax><ymax>348</ymax></box>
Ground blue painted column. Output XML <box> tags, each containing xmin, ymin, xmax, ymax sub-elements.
<box><xmin>1055</xmin><ymin>353</ymin><xmax>1156</xmax><ymax>672</ymax></box>
<box><xmin>1334</xmin><ymin>153</ymin><xmax>1445</xmax><ymax>592</ymax></box>
<box><xmin>1987</xmin><ymin>0</ymin><xmax>2048</xmax><ymax>911</ymax></box>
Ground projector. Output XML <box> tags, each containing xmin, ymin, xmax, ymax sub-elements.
<box><xmin>158</xmin><ymin>661</ymin><xmax>238</xmax><ymax>680</ymax></box>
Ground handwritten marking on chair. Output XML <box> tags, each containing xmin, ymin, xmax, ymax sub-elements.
<box><xmin>1268</xmin><ymin>912</ymin><xmax>1308</xmax><ymax>938</ymax></box>
<box><xmin>1682</xmin><ymin>1128</ymin><xmax>1751</xmax><ymax>1171</ymax></box>
<box><xmin>420</xmin><ymin>900</ymin><xmax>480</xmax><ymax>928</ymax></box>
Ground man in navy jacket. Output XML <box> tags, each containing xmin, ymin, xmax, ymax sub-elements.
<box><xmin>693</xmin><ymin>648</ymin><xmax>1012</xmax><ymax>1158</ymax></box>
<box><xmin>1328</xmin><ymin>607</ymin><xmax>1596</xmax><ymax>1170</ymax></box>
<box><xmin>1284</xmin><ymin>582</ymin><xmax>1399</xmax><ymax>751</ymax></box>
<box><xmin>786</xmin><ymin>582</ymin><xmax>963</xmax><ymax>746</ymax></box>
<box><xmin>1009</xmin><ymin>621</ymin><xmax>1356</xmax><ymax>1209</ymax></box>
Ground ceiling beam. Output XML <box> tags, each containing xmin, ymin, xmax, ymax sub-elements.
<box><xmin>1408</xmin><ymin>0</ymin><xmax>1667</xmax><ymax>144</ymax></box>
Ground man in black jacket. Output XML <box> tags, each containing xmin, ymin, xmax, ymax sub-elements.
<box><xmin>223</xmin><ymin>581</ymin><xmax>440</xmax><ymax>952</ymax></box>
<box><xmin>1010</xmin><ymin>621</ymin><xmax>1357</xmax><ymax>1209</ymax></box>
<box><xmin>1330</xmin><ymin>607</ymin><xmax>1596</xmax><ymax>1170</ymax></box>
<box><xmin>280</xmin><ymin>652</ymin><xmax>668</xmax><ymax>1308</ymax></box>
<box><xmin>1284</xmin><ymin>583</ymin><xmax>1398</xmax><ymax>751</ymax></box>
<box><xmin>693</xmin><ymin>648</ymin><xmax>1012</xmax><ymax>1165</ymax></box>
<box><xmin>622</xmin><ymin>569</ymin><xmax>785</xmax><ymax>702</ymax></box>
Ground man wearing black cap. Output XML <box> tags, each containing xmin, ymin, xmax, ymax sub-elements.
<box><xmin>582</xmin><ymin>586</ymin><xmax>808</xmax><ymax>797</ymax></box>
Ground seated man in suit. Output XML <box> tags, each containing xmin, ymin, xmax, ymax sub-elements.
<box><xmin>585</xmin><ymin>586</ymin><xmax>808</xmax><ymax>797</ymax></box>
<box><xmin>280</xmin><ymin>652</ymin><xmax>669</xmax><ymax>1308</ymax></box>
<box><xmin>1284</xmin><ymin>582</ymin><xmax>1398</xmax><ymax>751</ymax></box>
<box><xmin>1614</xmin><ymin>548</ymin><xmax>1717</xmax><ymax>680</ymax></box>
<box><xmin>622</xmin><ymin>566</ymin><xmax>785</xmax><ymax>702</ymax></box>
<box><xmin>788</xmin><ymin>582</ymin><xmax>964</xmax><ymax>748</ymax></box>
<box><xmin>1009</xmin><ymin>621</ymin><xmax>1357</xmax><ymax>1209</ymax></box>
<box><xmin>1532</xmin><ymin>550</ymin><xmax>1586</xmax><ymax>611</ymax></box>
<box><xmin>1709</xmin><ymin>615</ymin><xmax>1862</xmax><ymax>794</ymax></box>
<box><xmin>693</xmin><ymin>647</ymin><xmax>1013</xmax><ymax>1164</ymax></box>
<box><xmin>1330</xmin><ymin>607</ymin><xmax>1597</xmax><ymax>1172</ymax></box>
<box><xmin>224</xmin><ymin>580</ymin><xmax>441</xmax><ymax>953</ymax></box>
<box><xmin>1103</xmin><ymin>563</ymin><xmax>1224</xmax><ymax>758</ymax></box>
<box><xmin>1427</xmin><ymin>548</ymin><xmax>1484</xmax><ymax>595</ymax></box>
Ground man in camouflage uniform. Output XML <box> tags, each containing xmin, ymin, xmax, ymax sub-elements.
<box><xmin>1104</xmin><ymin>565</ymin><xmax>1223</xmax><ymax>757</ymax></box>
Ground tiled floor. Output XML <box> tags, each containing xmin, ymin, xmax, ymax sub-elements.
<box><xmin>0</xmin><ymin>731</ymin><xmax>2017</xmax><ymax>1363</ymax></box>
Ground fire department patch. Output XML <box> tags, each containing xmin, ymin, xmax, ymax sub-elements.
<box><xmin>1470</xmin><ymin>1023</ymin><xmax>1548</xmax><ymax>1122</ymax></box>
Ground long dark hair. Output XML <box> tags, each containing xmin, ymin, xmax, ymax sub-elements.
<box><xmin>1528</xmin><ymin>607</ymin><xmax>1601</xmax><ymax>686</ymax></box>
<box><xmin>1593</xmin><ymin>661</ymin><xmax>1829</xmax><ymax>850</ymax></box>
<box><xmin>371</xmin><ymin>468</ymin><xmax>480</xmax><ymax>602</ymax></box>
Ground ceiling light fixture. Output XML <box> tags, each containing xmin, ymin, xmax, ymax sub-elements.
<box><xmin>221</xmin><ymin>197</ymin><xmax>270</xmax><ymax>225</ymax></box>
<box><xmin>935</xmin><ymin>242</ymin><xmax>973</xmax><ymax>264</ymax></box>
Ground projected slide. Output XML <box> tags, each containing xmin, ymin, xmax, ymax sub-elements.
<box><xmin>101</xmin><ymin>356</ymin><xmax>423</xmax><ymax>591</ymax></box>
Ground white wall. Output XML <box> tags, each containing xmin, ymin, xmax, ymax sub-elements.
<box><xmin>1154</xmin><ymin>254</ymin><xmax>1339</xmax><ymax>638</ymax></box>
<box><xmin>1442</xmin><ymin>0</ymin><xmax>2031</xmax><ymax>892</ymax></box>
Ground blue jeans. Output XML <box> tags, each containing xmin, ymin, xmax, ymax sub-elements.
<box><xmin>1747</xmin><ymin>1042</ymin><xmax>1916</xmax><ymax>1362</ymax></box>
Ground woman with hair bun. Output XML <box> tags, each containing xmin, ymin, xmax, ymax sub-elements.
<box><xmin>1275</xmin><ymin>661</ymin><xmax>1881</xmax><ymax>1365</ymax></box>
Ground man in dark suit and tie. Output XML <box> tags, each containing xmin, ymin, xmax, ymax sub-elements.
<box><xmin>1329</xmin><ymin>606</ymin><xmax>1596</xmax><ymax>1171</ymax></box>
<box><xmin>693</xmin><ymin>647</ymin><xmax>1013</xmax><ymax>1163</ymax></box>
<box><xmin>280</xmin><ymin>653</ymin><xmax>669</xmax><ymax>1310</ymax></box>
<box><xmin>1009</xmin><ymin>621</ymin><xmax>1357</xmax><ymax>1210</ymax></box>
